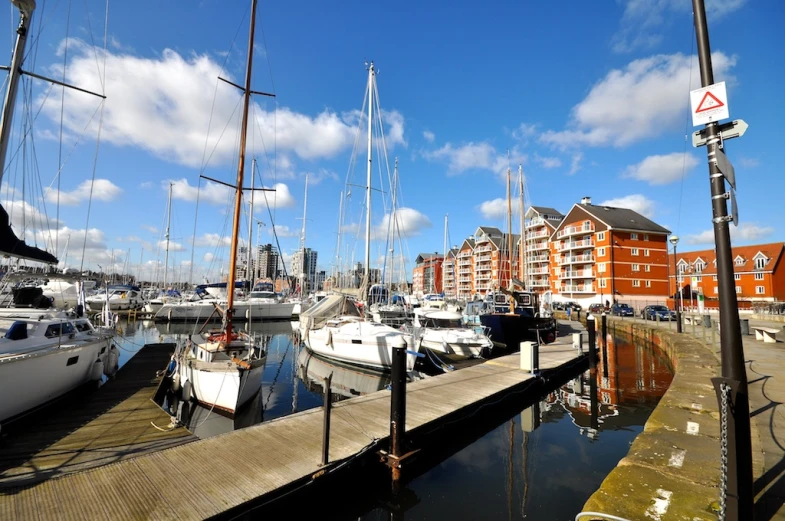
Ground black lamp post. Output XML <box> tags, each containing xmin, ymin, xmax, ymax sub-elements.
<box><xmin>669</xmin><ymin>235</ymin><xmax>682</xmax><ymax>334</ymax></box>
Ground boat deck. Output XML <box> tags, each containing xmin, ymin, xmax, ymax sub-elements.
<box><xmin>0</xmin><ymin>323</ymin><xmax>586</xmax><ymax>520</ymax></box>
<box><xmin>0</xmin><ymin>343</ymin><xmax>196</xmax><ymax>489</ymax></box>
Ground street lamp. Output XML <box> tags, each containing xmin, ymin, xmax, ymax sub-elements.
<box><xmin>669</xmin><ymin>235</ymin><xmax>682</xmax><ymax>333</ymax></box>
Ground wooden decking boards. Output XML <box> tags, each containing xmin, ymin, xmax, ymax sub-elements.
<box><xmin>0</xmin><ymin>327</ymin><xmax>585</xmax><ymax>520</ymax></box>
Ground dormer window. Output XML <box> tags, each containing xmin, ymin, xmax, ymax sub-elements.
<box><xmin>754</xmin><ymin>255</ymin><xmax>767</xmax><ymax>270</ymax></box>
<box><xmin>677</xmin><ymin>260</ymin><xmax>687</xmax><ymax>273</ymax></box>
<box><xmin>734</xmin><ymin>256</ymin><xmax>744</xmax><ymax>266</ymax></box>
<box><xmin>694</xmin><ymin>259</ymin><xmax>706</xmax><ymax>274</ymax></box>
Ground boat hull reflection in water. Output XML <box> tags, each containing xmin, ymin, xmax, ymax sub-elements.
<box><xmin>298</xmin><ymin>349</ymin><xmax>391</xmax><ymax>400</ymax></box>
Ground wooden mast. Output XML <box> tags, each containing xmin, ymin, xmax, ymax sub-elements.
<box><xmin>225</xmin><ymin>0</ymin><xmax>258</xmax><ymax>340</ymax></box>
<box><xmin>506</xmin><ymin>163</ymin><xmax>514</xmax><ymax>313</ymax></box>
<box><xmin>518</xmin><ymin>165</ymin><xmax>526</xmax><ymax>288</ymax></box>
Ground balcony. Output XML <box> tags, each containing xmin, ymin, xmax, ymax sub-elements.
<box><xmin>528</xmin><ymin>267</ymin><xmax>549</xmax><ymax>275</ymax></box>
<box><xmin>559</xmin><ymin>254</ymin><xmax>594</xmax><ymax>265</ymax></box>
<box><xmin>476</xmin><ymin>272</ymin><xmax>491</xmax><ymax>281</ymax></box>
<box><xmin>475</xmin><ymin>263</ymin><xmax>491</xmax><ymax>272</ymax></box>
<box><xmin>458</xmin><ymin>269</ymin><xmax>472</xmax><ymax>275</ymax></box>
<box><xmin>526</xmin><ymin>255</ymin><xmax>549</xmax><ymax>264</ymax></box>
<box><xmin>474</xmin><ymin>245</ymin><xmax>492</xmax><ymax>253</ymax></box>
<box><xmin>529</xmin><ymin>241</ymin><xmax>549</xmax><ymax>251</ymax></box>
<box><xmin>560</xmin><ymin>269</ymin><xmax>595</xmax><ymax>279</ymax></box>
<box><xmin>560</xmin><ymin>284</ymin><xmax>595</xmax><ymax>294</ymax></box>
<box><xmin>530</xmin><ymin>279</ymin><xmax>550</xmax><ymax>287</ymax></box>
<box><xmin>528</xmin><ymin>217</ymin><xmax>545</xmax><ymax>227</ymax></box>
<box><xmin>475</xmin><ymin>252</ymin><xmax>492</xmax><ymax>262</ymax></box>
<box><xmin>559</xmin><ymin>239</ymin><xmax>594</xmax><ymax>252</ymax></box>
<box><xmin>526</xmin><ymin>229</ymin><xmax>549</xmax><ymax>240</ymax></box>
<box><xmin>557</xmin><ymin>222</ymin><xmax>595</xmax><ymax>239</ymax></box>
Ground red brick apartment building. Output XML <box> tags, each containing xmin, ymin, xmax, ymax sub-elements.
<box><xmin>412</xmin><ymin>253</ymin><xmax>444</xmax><ymax>295</ymax></box>
<box><xmin>549</xmin><ymin>197</ymin><xmax>671</xmax><ymax>307</ymax></box>
<box><xmin>669</xmin><ymin>242</ymin><xmax>785</xmax><ymax>304</ymax></box>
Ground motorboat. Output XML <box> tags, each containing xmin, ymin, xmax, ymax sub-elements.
<box><xmin>85</xmin><ymin>285</ymin><xmax>144</xmax><ymax>313</ymax></box>
<box><xmin>409</xmin><ymin>308</ymin><xmax>492</xmax><ymax>360</ymax></box>
<box><xmin>477</xmin><ymin>290</ymin><xmax>559</xmax><ymax>349</ymax></box>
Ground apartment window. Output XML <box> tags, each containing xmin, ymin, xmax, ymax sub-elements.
<box><xmin>633</xmin><ymin>280</ymin><xmax>641</xmax><ymax>287</ymax></box>
<box><xmin>736</xmin><ymin>286</ymin><xmax>741</xmax><ymax>294</ymax></box>
<box><xmin>678</xmin><ymin>263</ymin><xmax>686</xmax><ymax>273</ymax></box>
<box><xmin>632</xmin><ymin>264</ymin><xmax>640</xmax><ymax>271</ymax></box>
<box><xmin>646</xmin><ymin>280</ymin><xmax>651</xmax><ymax>288</ymax></box>
<box><xmin>735</xmin><ymin>257</ymin><xmax>744</xmax><ymax>266</ymax></box>
<box><xmin>755</xmin><ymin>257</ymin><xmax>766</xmax><ymax>269</ymax></box>
<box><xmin>631</xmin><ymin>233</ymin><xmax>638</xmax><ymax>240</ymax></box>
<box><xmin>714</xmin><ymin>287</ymin><xmax>719</xmax><ymax>294</ymax></box>
<box><xmin>694</xmin><ymin>262</ymin><xmax>704</xmax><ymax>274</ymax></box>
<box><xmin>644</xmin><ymin>249</ymin><xmax>650</xmax><ymax>257</ymax></box>
<box><xmin>598</xmin><ymin>278</ymin><xmax>607</xmax><ymax>289</ymax></box>
<box><xmin>598</xmin><ymin>247</ymin><xmax>606</xmax><ymax>257</ymax></box>
<box><xmin>631</xmin><ymin>248</ymin><xmax>639</xmax><ymax>256</ymax></box>
<box><xmin>713</xmin><ymin>275</ymin><xmax>718</xmax><ymax>281</ymax></box>
<box><xmin>756</xmin><ymin>286</ymin><xmax>765</xmax><ymax>294</ymax></box>
<box><xmin>645</xmin><ymin>265</ymin><xmax>651</xmax><ymax>272</ymax></box>
<box><xmin>597</xmin><ymin>231</ymin><xmax>606</xmax><ymax>241</ymax></box>
<box><xmin>755</xmin><ymin>273</ymin><xmax>764</xmax><ymax>280</ymax></box>
<box><xmin>644</xmin><ymin>234</ymin><xmax>649</xmax><ymax>241</ymax></box>
<box><xmin>734</xmin><ymin>273</ymin><xmax>741</xmax><ymax>281</ymax></box>
<box><xmin>598</xmin><ymin>262</ymin><xmax>606</xmax><ymax>273</ymax></box>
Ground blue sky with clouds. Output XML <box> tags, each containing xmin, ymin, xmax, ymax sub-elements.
<box><xmin>1</xmin><ymin>0</ymin><xmax>781</xmax><ymax>282</ymax></box>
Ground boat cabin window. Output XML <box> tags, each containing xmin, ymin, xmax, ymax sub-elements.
<box><xmin>516</xmin><ymin>294</ymin><xmax>532</xmax><ymax>306</ymax></box>
<box><xmin>421</xmin><ymin>317</ymin><xmax>463</xmax><ymax>329</ymax></box>
<box><xmin>74</xmin><ymin>321</ymin><xmax>93</xmax><ymax>333</ymax></box>
<box><xmin>249</xmin><ymin>291</ymin><xmax>276</xmax><ymax>299</ymax></box>
<box><xmin>4</xmin><ymin>321</ymin><xmax>29</xmax><ymax>340</ymax></box>
<box><xmin>45</xmin><ymin>322</ymin><xmax>75</xmax><ymax>338</ymax></box>
<box><xmin>494</xmin><ymin>294</ymin><xmax>509</xmax><ymax>305</ymax></box>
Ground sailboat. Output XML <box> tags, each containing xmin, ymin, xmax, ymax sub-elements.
<box><xmin>0</xmin><ymin>0</ymin><xmax>116</xmax><ymax>425</ymax></box>
<box><xmin>478</xmin><ymin>165</ymin><xmax>558</xmax><ymax>349</ymax></box>
<box><xmin>300</xmin><ymin>63</ymin><xmax>417</xmax><ymax>373</ymax></box>
<box><xmin>174</xmin><ymin>0</ymin><xmax>269</xmax><ymax>415</ymax></box>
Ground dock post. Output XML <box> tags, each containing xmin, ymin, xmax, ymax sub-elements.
<box><xmin>601</xmin><ymin>313</ymin><xmax>607</xmax><ymax>347</ymax></box>
<box><xmin>676</xmin><ymin>309</ymin><xmax>683</xmax><ymax>333</ymax></box>
<box><xmin>600</xmin><ymin>314</ymin><xmax>608</xmax><ymax>379</ymax></box>
<box><xmin>321</xmin><ymin>375</ymin><xmax>332</xmax><ymax>466</ymax></box>
<box><xmin>572</xmin><ymin>332</ymin><xmax>583</xmax><ymax>352</ymax></box>
<box><xmin>587</xmin><ymin>315</ymin><xmax>597</xmax><ymax>376</ymax></box>
<box><xmin>389</xmin><ymin>336</ymin><xmax>407</xmax><ymax>485</ymax></box>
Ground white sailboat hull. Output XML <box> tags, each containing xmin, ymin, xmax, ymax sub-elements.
<box><xmin>303</xmin><ymin>321</ymin><xmax>417</xmax><ymax>372</ymax></box>
<box><xmin>180</xmin><ymin>359</ymin><xmax>264</xmax><ymax>414</ymax></box>
<box><xmin>416</xmin><ymin>330</ymin><xmax>490</xmax><ymax>360</ymax></box>
<box><xmin>0</xmin><ymin>337</ymin><xmax>111</xmax><ymax>423</ymax></box>
<box><xmin>155</xmin><ymin>300</ymin><xmax>295</xmax><ymax>321</ymax></box>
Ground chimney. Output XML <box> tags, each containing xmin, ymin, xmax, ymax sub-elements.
<box><xmin>581</xmin><ymin>196</ymin><xmax>592</xmax><ymax>205</ymax></box>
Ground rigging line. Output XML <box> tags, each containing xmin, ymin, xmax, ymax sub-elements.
<box><xmin>188</xmin><ymin>177</ymin><xmax>202</xmax><ymax>285</ymax></box>
<box><xmin>676</xmin><ymin>17</ymin><xmax>696</xmax><ymax>235</ymax></box>
<box><xmin>253</xmin><ymin>160</ymin><xmax>289</xmax><ymax>281</ymax></box>
<box><xmin>43</xmin><ymin>102</ymin><xmax>102</xmax><ymax>192</ymax></box>
<box><xmin>199</xmin><ymin>95</ymin><xmax>244</xmax><ymax>175</ymax></box>
<box><xmin>80</xmin><ymin>0</ymin><xmax>104</xmax><ymax>92</ymax></box>
<box><xmin>78</xmin><ymin>98</ymin><xmax>106</xmax><ymax>273</ymax></box>
<box><xmin>0</xmin><ymin>81</ymin><xmax>55</xmax><ymax>182</ymax></box>
<box><xmin>56</xmin><ymin>0</ymin><xmax>72</xmax><ymax>259</ymax></box>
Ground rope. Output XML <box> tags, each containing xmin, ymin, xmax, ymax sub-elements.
<box><xmin>719</xmin><ymin>381</ymin><xmax>730</xmax><ymax>520</ymax></box>
<box><xmin>676</xmin><ymin>16</ymin><xmax>697</xmax><ymax>235</ymax></box>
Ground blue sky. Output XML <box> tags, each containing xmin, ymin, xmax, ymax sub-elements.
<box><xmin>1</xmin><ymin>0</ymin><xmax>782</xmax><ymax>283</ymax></box>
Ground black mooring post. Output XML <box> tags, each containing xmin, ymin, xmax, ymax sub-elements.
<box><xmin>601</xmin><ymin>313</ymin><xmax>608</xmax><ymax>346</ymax></box>
<box><xmin>390</xmin><ymin>338</ymin><xmax>407</xmax><ymax>459</ymax></box>
<box><xmin>589</xmin><ymin>369</ymin><xmax>599</xmax><ymax>433</ymax></box>
<box><xmin>321</xmin><ymin>375</ymin><xmax>332</xmax><ymax>466</ymax></box>
<box><xmin>692</xmin><ymin>0</ymin><xmax>753</xmax><ymax>518</ymax></box>
<box><xmin>587</xmin><ymin>316</ymin><xmax>597</xmax><ymax>376</ymax></box>
<box><xmin>601</xmin><ymin>314</ymin><xmax>609</xmax><ymax>380</ymax></box>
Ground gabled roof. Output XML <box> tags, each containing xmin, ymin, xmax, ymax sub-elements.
<box><xmin>459</xmin><ymin>238</ymin><xmax>476</xmax><ymax>251</ymax></box>
<box><xmin>574</xmin><ymin>203</ymin><xmax>670</xmax><ymax>234</ymax></box>
<box><xmin>530</xmin><ymin>206</ymin><xmax>564</xmax><ymax>218</ymax></box>
<box><xmin>670</xmin><ymin>242</ymin><xmax>785</xmax><ymax>275</ymax></box>
<box><xmin>414</xmin><ymin>252</ymin><xmax>443</xmax><ymax>264</ymax></box>
<box><xmin>475</xmin><ymin>226</ymin><xmax>503</xmax><ymax>237</ymax></box>
<box><xmin>487</xmin><ymin>233</ymin><xmax>521</xmax><ymax>250</ymax></box>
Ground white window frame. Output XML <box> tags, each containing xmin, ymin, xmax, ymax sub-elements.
<box><xmin>632</xmin><ymin>279</ymin><xmax>641</xmax><ymax>287</ymax></box>
<box><xmin>755</xmin><ymin>273</ymin><xmax>764</xmax><ymax>280</ymax></box>
<box><xmin>713</xmin><ymin>275</ymin><xmax>718</xmax><ymax>281</ymax></box>
<box><xmin>735</xmin><ymin>286</ymin><xmax>742</xmax><ymax>294</ymax></box>
<box><xmin>598</xmin><ymin>278</ymin><xmax>607</xmax><ymax>289</ymax></box>
<box><xmin>734</xmin><ymin>273</ymin><xmax>741</xmax><ymax>281</ymax></box>
<box><xmin>644</xmin><ymin>249</ymin><xmax>650</xmax><ymax>257</ymax></box>
<box><xmin>714</xmin><ymin>287</ymin><xmax>719</xmax><ymax>294</ymax></box>
<box><xmin>631</xmin><ymin>233</ymin><xmax>638</xmax><ymax>240</ymax></box>
<box><xmin>632</xmin><ymin>264</ymin><xmax>640</xmax><ymax>272</ymax></box>
<box><xmin>755</xmin><ymin>256</ymin><xmax>766</xmax><ymax>269</ymax></box>
<box><xmin>645</xmin><ymin>280</ymin><xmax>651</xmax><ymax>288</ymax></box>
<box><xmin>756</xmin><ymin>286</ymin><xmax>765</xmax><ymax>294</ymax></box>
<box><xmin>597</xmin><ymin>262</ymin><xmax>606</xmax><ymax>273</ymax></box>
<box><xmin>644</xmin><ymin>234</ymin><xmax>649</xmax><ymax>241</ymax></box>
<box><xmin>597</xmin><ymin>231</ymin><xmax>606</xmax><ymax>241</ymax></box>
<box><xmin>598</xmin><ymin>247</ymin><xmax>606</xmax><ymax>257</ymax></box>
<box><xmin>645</xmin><ymin>264</ymin><xmax>651</xmax><ymax>272</ymax></box>
<box><xmin>631</xmin><ymin>248</ymin><xmax>639</xmax><ymax>256</ymax></box>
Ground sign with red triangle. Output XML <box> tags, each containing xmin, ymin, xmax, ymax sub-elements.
<box><xmin>690</xmin><ymin>81</ymin><xmax>729</xmax><ymax>126</ymax></box>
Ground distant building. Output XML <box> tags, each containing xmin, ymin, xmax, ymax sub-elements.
<box><xmin>669</xmin><ymin>242</ymin><xmax>785</xmax><ymax>303</ymax></box>
<box><xmin>412</xmin><ymin>253</ymin><xmax>443</xmax><ymax>295</ymax></box>
<box><xmin>291</xmin><ymin>247</ymin><xmax>319</xmax><ymax>293</ymax></box>
<box><xmin>442</xmin><ymin>247</ymin><xmax>459</xmax><ymax>298</ymax></box>
<box><xmin>316</xmin><ymin>270</ymin><xmax>326</xmax><ymax>291</ymax></box>
<box><xmin>523</xmin><ymin>206</ymin><xmax>564</xmax><ymax>293</ymax></box>
<box><xmin>256</xmin><ymin>244</ymin><xmax>279</xmax><ymax>280</ymax></box>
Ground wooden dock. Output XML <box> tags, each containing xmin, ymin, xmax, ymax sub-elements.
<box><xmin>0</xmin><ymin>325</ymin><xmax>586</xmax><ymax>520</ymax></box>
<box><xmin>0</xmin><ymin>343</ymin><xmax>196</xmax><ymax>489</ymax></box>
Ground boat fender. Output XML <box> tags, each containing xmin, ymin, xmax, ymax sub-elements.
<box><xmin>90</xmin><ymin>359</ymin><xmax>104</xmax><ymax>381</ymax></box>
<box><xmin>246</xmin><ymin>308</ymin><xmax>251</xmax><ymax>320</ymax></box>
<box><xmin>181</xmin><ymin>379</ymin><xmax>192</xmax><ymax>401</ymax></box>
<box><xmin>104</xmin><ymin>345</ymin><xmax>120</xmax><ymax>377</ymax></box>
<box><xmin>168</xmin><ymin>309</ymin><xmax>173</xmax><ymax>321</ymax></box>
<box><xmin>172</xmin><ymin>372</ymin><xmax>181</xmax><ymax>392</ymax></box>
<box><xmin>326</xmin><ymin>330</ymin><xmax>333</xmax><ymax>348</ymax></box>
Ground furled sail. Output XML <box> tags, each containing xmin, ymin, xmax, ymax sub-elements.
<box><xmin>0</xmin><ymin>204</ymin><xmax>58</xmax><ymax>264</ymax></box>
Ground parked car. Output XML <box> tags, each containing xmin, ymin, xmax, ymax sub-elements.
<box><xmin>588</xmin><ymin>303</ymin><xmax>606</xmax><ymax>315</ymax></box>
<box><xmin>641</xmin><ymin>305</ymin><xmax>676</xmax><ymax>321</ymax></box>
<box><xmin>611</xmin><ymin>303</ymin><xmax>634</xmax><ymax>317</ymax></box>
<box><xmin>565</xmin><ymin>301</ymin><xmax>582</xmax><ymax>311</ymax></box>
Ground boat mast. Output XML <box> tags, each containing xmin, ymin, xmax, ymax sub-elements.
<box><xmin>0</xmin><ymin>0</ymin><xmax>35</xmax><ymax>187</ymax></box>
<box><xmin>246</xmin><ymin>158</ymin><xmax>256</xmax><ymax>284</ymax></box>
<box><xmin>334</xmin><ymin>190</ymin><xmax>343</xmax><ymax>288</ymax></box>
<box><xmin>443</xmin><ymin>214</ymin><xmax>448</xmax><ymax>297</ymax></box>
<box><xmin>299</xmin><ymin>174</ymin><xmax>309</xmax><ymax>295</ymax></box>
<box><xmin>363</xmin><ymin>62</ymin><xmax>375</xmax><ymax>300</ymax></box>
<box><xmin>225</xmin><ymin>0</ymin><xmax>258</xmax><ymax>337</ymax></box>
<box><xmin>506</xmin><ymin>163</ymin><xmax>514</xmax><ymax>313</ymax></box>
<box><xmin>518</xmin><ymin>165</ymin><xmax>526</xmax><ymax>289</ymax></box>
<box><xmin>163</xmin><ymin>181</ymin><xmax>172</xmax><ymax>290</ymax></box>
<box><xmin>388</xmin><ymin>158</ymin><xmax>398</xmax><ymax>290</ymax></box>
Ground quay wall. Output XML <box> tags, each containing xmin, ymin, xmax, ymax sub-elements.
<box><xmin>552</xmin><ymin>313</ymin><xmax>764</xmax><ymax>520</ymax></box>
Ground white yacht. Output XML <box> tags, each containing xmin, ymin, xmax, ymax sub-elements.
<box><xmin>0</xmin><ymin>312</ymin><xmax>116</xmax><ymax>424</ymax></box>
<box><xmin>40</xmin><ymin>279</ymin><xmax>97</xmax><ymax>309</ymax></box>
<box><xmin>410</xmin><ymin>308</ymin><xmax>492</xmax><ymax>361</ymax></box>
<box><xmin>155</xmin><ymin>293</ymin><xmax>294</xmax><ymax>321</ymax></box>
<box><xmin>85</xmin><ymin>285</ymin><xmax>144</xmax><ymax>313</ymax></box>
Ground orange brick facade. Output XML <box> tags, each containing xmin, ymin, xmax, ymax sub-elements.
<box><xmin>412</xmin><ymin>254</ymin><xmax>444</xmax><ymax>295</ymax></box>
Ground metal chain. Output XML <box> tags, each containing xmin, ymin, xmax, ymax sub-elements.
<box><xmin>719</xmin><ymin>382</ymin><xmax>730</xmax><ymax>521</ymax></box>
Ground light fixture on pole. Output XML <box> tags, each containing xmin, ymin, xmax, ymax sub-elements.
<box><xmin>669</xmin><ymin>235</ymin><xmax>682</xmax><ymax>334</ymax></box>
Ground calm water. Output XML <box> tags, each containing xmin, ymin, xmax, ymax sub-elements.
<box><xmin>114</xmin><ymin>319</ymin><xmax>673</xmax><ymax>520</ymax></box>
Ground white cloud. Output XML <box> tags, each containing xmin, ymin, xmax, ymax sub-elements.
<box><xmin>194</xmin><ymin>233</ymin><xmax>232</xmax><ymax>248</ymax></box>
<box><xmin>141</xmin><ymin>224</ymin><xmax>158</xmax><ymax>234</ymax></box>
<box><xmin>623</xmin><ymin>152</ymin><xmax>698</xmax><ymax>185</ymax></box>
<box><xmin>612</xmin><ymin>0</ymin><xmax>747</xmax><ymax>53</ymax></box>
<box><xmin>167</xmin><ymin>178</ymin><xmax>295</xmax><ymax>209</ymax></box>
<box><xmin>568</xmin><ymin>153</ymin><xmax>583</xmax><ymax>175</ymax></box>
<box><xmin>598</xmin><ymin>194</ymin><xmax>656</xmax><ymax>218</ymax></box>
<box><xmin>513</xmin><ymin>123</ymin><xmax>538</xmax><ymax>141</ymax></box>
<box><xmin>43</xmin><ymin>40</ymin><xmax>362</xmax><ymax>168</ymax></box>
<box><xmin>738</xmin><ymin>157</ymin><xmax>759</xmax><ymax>168</ymax></box>
<box><xmin>686</xmin><ymin>222</ymin><xmax>774</xmax><ymax>245</ymax></box>
<box><xmin>269</xmin><ymin>224</ymin><xmax>299</xmax><ymax>238</ymax></box>
<box><xmin>203</xmin><ymin>252</ymin><xmax>215</xmax><ymax>263</ymax></box>
<box><xmin>539</xmin><ymin>52</ymin><xmax>737</xmax><ymax>149</ymax></box>
<box><xmin>45</xmin><ymin>179</ymin><xmax>122</xmax><ymax>206</ymax></box>
<box><xmin>423</xmin><ymin>142</ymin><xmax>527</xmax><ymax>179</ymax></box>
<box><xmin>534</xmin><ymin>154</ymin><xmax>562</xmax><ymax>169</ymax></box>
<box><xmin>383</xmin><ymin>110</ymin><xmax>407</xmax><ymax>149</ymax></box>
<box><xmin>3</xmin><ymin>199</ymin><xmax>62</xmax><ymax>233</ymax></box>
<box><xmin>423</xmin><ymin>130</ymin><xmax>435</xmax><ymax>143</ymax></box>
<box><xmin>344</xmin><ymin>207</ymin><xmax>432</xmax><ymax>240</ymax></box>
<box><xmin>157</xmin><ymin>240</ymin><xmax>187</xmax><ymax>252</ymax></box>
<box><xmin>139</xmin><ymin>181</ymin><xmax>153</xmax><ymax>189</ymax></box>
<box><xmin>477</xmin><ymin>198</ymin><xmax>523</xmax><ymax>220</ymax></box>
<box><xmin>250</xmin><ymin>183</ymin><xmax>296</xmax><ymax>210</ymax></box>
<box><xmin>33</xmin><ymin>226</ymin><xmax>115</xmax><ymax>268</ymax></box>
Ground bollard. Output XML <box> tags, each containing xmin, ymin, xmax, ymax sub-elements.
<box><xmin>389</xmin><ymin>337</ymin><xmax>407</xmax><ymax>460</ymax></box>
<box><xmin>520</xmin><ymin>341</ymin><xmax>539</xmax><ymax>373</ymax></box>
<box><xmin>656</xmin><ymin>312</ymin><xmax>660</xmax><ymax>327</ymax></box>
<box><xmin>321</xmin><ymin>375</ymin><xmax>332</xmax><ymax>466</ymax></box>
<box><xmin>576</xmin><ymin>310</ymin><xmax>582</xmax><ymax>322</ymax></box>
<box><xmin>572</xmin><ymin>332</ymin><xmax>583</xmax><ymax>352</ymax></box>
<box><xmin>587</xmin><ymin>316</ymin><xmax>597</xmax><ymax>376</ymax></box>
<box><xmin>691</xmin><ymin>314</ymin><xmax>696</xmax><ymax>336</ymax></box>
<box><xmin>676</xmin><ymin>310</ymin><xmax>683</xmax><ymax>334</ymax></box>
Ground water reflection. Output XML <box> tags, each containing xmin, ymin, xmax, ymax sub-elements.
<box><xmin>297</xmin><ymin>349</ymin><xmax>392</xmax><ymax>399</ymax></box>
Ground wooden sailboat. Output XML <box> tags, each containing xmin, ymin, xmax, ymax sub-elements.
<box><xmin>176</xmin><ymin>0</ymin><xmax>268</xmax><ymax>414</ymax></box>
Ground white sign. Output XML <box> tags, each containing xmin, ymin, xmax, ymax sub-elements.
<box><xmin>690</xmin><ymin>81</ymin><xmax>729</xmax><ymax>126</ymax></box>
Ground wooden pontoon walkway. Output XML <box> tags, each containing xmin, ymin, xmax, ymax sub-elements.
<box><xmin>0</xmin><ymin>343</ymin><xmax>196</xmax><ymax>489</ymax></box>
<box><xmin>0</xmin><ymin>326</ymin><xmax>585</xmax><ymax>520</ymax></box>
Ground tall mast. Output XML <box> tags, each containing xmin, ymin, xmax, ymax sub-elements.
<box><xmin>443</xmin><ymin>214</ymin><xmax>448</xmax><ymax>297</ymax></box>
<box><xmin>518</xmin><ymin>165</ymin><xmax>526</xmax><ymax>289</ymax></box>
<box><xmin>389</xmin><ymin>158</ymin><xmax>398</xmax><ymax>288</ymax></box>
<box><xmin>246</xmin><ymin>159</ymin><xmax>256</xmax><ymax>283</ymax></box>
<box><xmin>363</xmin><ymin>62</ymin><xmax>375</xmax><ymax>299</ymax></box>
<box><xmin>0</xmin><ymin>1</ymin><xmax>35</xmax><ymax>187</ymax></box>
<box><xmin>163</xmin><ymin>181</ymin><xmax>172</xmax><ymax>290</ymax></box>
<box><xmin>334</xmin><ymin>190</ymin><xmax>343</xmax><ymax>288</ymax></box>
<box><xmin>226</xmin><ymin>0</ymin><xmax>258</xmax><ymax>336</ymax></box>
<box><xmin>506</xmin><ymin>165</ymin><xmax>513</xmax><ymax>290</ymax></box>
<box><xmin>299</xmin><ymin>174</ymin><xmax>309</xmax><ymax>295</ymax></box>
